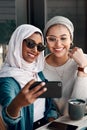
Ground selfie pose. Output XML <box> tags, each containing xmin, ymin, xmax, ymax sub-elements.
<box><xmin>0</xmin><ymin>24</ymin><xmax>58</xmax><ymax>130</ymax></box>
<box><xmin>43</xmin><ymin>16</ymin><xmax>87</xmax><ymax>115</ymax></box>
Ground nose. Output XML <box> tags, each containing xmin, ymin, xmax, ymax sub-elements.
<box><xmin>55</xmin><ymin>39</ymin><xmax>62</xmax><ymax>46</ymax></box>
<box><xmin>32</xmin><ymin>46</ymin><xmax>38</xmax><ymax>52</ymax></box>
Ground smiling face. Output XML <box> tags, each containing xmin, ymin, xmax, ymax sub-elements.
<box><xmin>22</xmin><ymin>32</ymin><xmax>42</xmax><ymax>63</ymax></box>
<box><xmin>46</xmin><ymin>24</ymin><xmax>72</xmax><ymax>59</ymax></box>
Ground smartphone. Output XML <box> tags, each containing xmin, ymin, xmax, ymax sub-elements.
<box><xmin>47</xmin><ymin>121</ymin><xmax>78</xmax><ymax>130</ymax></box>
<box><xmin>29</xmin><ymin>81</ymin><xmax>62</xmax><ymax>98</ymax></box>
<box><xmin>29</xmin><ymin>81</ymin><xmax>42</xmax><ymax>90</ymax></box>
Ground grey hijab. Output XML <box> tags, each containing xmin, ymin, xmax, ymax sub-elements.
<box><xmin>44</xmin><ymin>16</ymin><xmax>74</xmax><ymax>40</ymax></box>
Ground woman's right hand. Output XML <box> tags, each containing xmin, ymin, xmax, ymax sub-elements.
<box><xmin>16</xmin><ymin>79</ymin><xmax>46</xmax><ymax>107</ymax></box>
<box><xmin>7</xmin><ymin>80</ymin><xmax>47</xmax><ymax>118</ymax></box>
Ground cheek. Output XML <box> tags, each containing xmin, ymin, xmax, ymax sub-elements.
<box><xmin>22</xmin><ymin>45</ymin><xmax>28</xmax><ymax>58</ymax></box>
<box><xmin>47</xmin><ymin>43</ymin><xmax>53</xmax><ymax>49</ymax></box>
<box><xmin>65</xmin><ymin>39</ymin><xmax>71</xmax><ymax>49</ymax></box>
<box><xmin>65</xmin><ymin>44</ymin><xmax>70</xmax><ymax>49</ymax></box>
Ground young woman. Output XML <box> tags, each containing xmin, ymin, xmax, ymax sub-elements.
<box><xmin>0</xmin><ymin>24</ymin><xmax>58</xmax><ymax>130</ymax></box>
<box><xmin>43</xmin><ymin>16</ymin><xmax>87</xmax><ymax>115</ymax></box>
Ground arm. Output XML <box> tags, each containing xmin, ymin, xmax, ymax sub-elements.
<box><xmin>69</xmin><ymin>47</ymin><xmax>87</xmax><ymax>77</ymax></box>
<box><xmin>6</xmin><ymin>80</ymin><xmax>46</xmax><ymax>118</ymax></box>
<box><xmin>71</xmin><ymin>76</ymin><xmax>87</xmax><ymax>99</ymax></box>
<box><xmin>0</xmin><ymin>77</ymin><xmax>47</xmax><ymax>125</ymax></box>
<box><xmin>0</xmin><ymin>77</ymin><xmax>22</xmax><ymax>125</ymax></box>
<box><xmin>68</xmin><ymin>47</ymin><xmax>87</xmax><ymax>99</ymax></box>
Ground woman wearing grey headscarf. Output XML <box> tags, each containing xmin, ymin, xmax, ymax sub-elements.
<box><xmin>0</xmin><ymin>24</ymin><xmax>58</xmax><ymax>130</ymax></box>
<box><xmin>43</xmin><ymin>16</ymin><xmax>87</xmax><ymax>115</ymax></box>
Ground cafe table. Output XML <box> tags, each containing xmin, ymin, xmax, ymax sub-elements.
<box><xmin>36</xmin><ymin>115</ymin><xmax>87</xmax><ymax>130</ymax></box>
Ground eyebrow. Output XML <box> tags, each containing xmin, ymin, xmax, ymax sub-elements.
<box><xmin>47</xmin><ymin>34</ymin><xmax>69</xmax><ymax>37</ymax></box>
<box><xmin>60</xmin><ymin>34</ymin><xmax>68</xmax><ymax>36</ymax></box>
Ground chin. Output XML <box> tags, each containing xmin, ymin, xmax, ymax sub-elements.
<box><xmin>25</xmin><ymin>58</ymin><xmax>35</xmax><ymax>63</ymax></box>
<box><xmin>54</xmin><ymin>52</ymin><xmax>63</xmax><ymax>57</ymax></box>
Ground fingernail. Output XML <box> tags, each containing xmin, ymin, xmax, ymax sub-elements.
<box><xmin>44</xmin><ymin>88</ymin><xmax>47</xmax><ymax>91</ymax></box>
<box><xmin>41</xmin><ymin>82</ymin><xmax>45</xmax><ymax>86</ymax></box>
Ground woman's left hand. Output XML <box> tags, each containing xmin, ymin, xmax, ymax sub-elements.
<box><xmin>68</xmin><ymin>47</ymin><xmax>87</xmax><ymax>67</ymax></box>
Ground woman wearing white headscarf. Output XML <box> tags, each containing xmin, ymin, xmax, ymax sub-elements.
<box><xmin>43</xmin><ymin>16</ymin><xmax>87</xmax><ymax>115</ymax></box>
<box><xmin>0</xmin><ymin>24</ymin><xmax>58</xmax><ymax>130</ymax></box>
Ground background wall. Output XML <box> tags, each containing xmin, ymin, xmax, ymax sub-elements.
<box><xmin>0</xmin><ymin>0</ymin><xmax>16</xmax><ymax>43</ymax></box>
<box><xmin>0</xmin><ymin>0</ymin><xmax>87</xmax><ymax>66</ymax></box>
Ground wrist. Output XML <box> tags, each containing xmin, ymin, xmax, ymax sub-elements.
<box><xmin>6</xmin><ymin>100</ymin><xmax>21</xmax><ymax>119</ymax></box>
<box><xmin>78</xmin><ymin>66</ymin><xmax>87</xmax><ymax>74</ymax></box>
<box><xmin>77</xmin><ymin>66</ymin><xmax>87</xmax><ymax>76</ymax></box>
<box><xmin>77</xmin><ymin>71</ymin><xmax>87</xmax><ymax>77</ymax></box>
<box><xmin>6</xmin><ymin>107</ymin><xmax>20</xmax><ymax>119</ymax></box>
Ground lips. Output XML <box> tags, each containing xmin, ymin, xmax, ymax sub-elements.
<box><xmin>27</xmin><ymin>52</ymin><xmax>36</xmax><ymax>58</ymax></box>
<box><xmin>54</xmin><ymin>47</ymin><xmax>64</xmax><ymax>51</ymax></box>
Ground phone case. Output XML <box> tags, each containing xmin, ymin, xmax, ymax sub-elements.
<box><xmin>29</xmin><ymin>81</ymin><xmax>62</xmax><ymax>98</ymax></box>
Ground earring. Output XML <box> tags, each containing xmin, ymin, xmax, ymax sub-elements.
<box><xmin>70</xmin><ymin>43</ymin><xmax>73</xmax><ymax>49</ymax></box>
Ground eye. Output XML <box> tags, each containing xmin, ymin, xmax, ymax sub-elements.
<box><xmin>61</xmin><ymin>37</ymin><xmax>67</xmax><ymax>40</ymax></box>
<box><xmin>24</xmin><ymin>39</ymin><xmax>36</xmax><ymax>48</ymax></box>
<box><xmin>48</xmin><ymin>37</ymin><xmax>56</xmax><ymax>42</ymax></box>
<box><xmin>27</xmin><ymin>41</ymin><xmax>35</xmax><ymax>48</ymax></box>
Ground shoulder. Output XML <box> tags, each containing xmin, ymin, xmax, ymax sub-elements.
<box><xmin>0</xmin><ymin>77</ymin><xmax>20</xmax><ymax>89</ymax></box>
<box><xmin>45</xmin><ymin>53</ymin><xmax>51</xmax><ymax>61</ymax></box>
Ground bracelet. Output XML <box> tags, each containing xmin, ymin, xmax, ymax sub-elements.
<box><xmin>6</xmin><ymin>107</ymin><xmax>20</xmax><ymax>120</ymax></box>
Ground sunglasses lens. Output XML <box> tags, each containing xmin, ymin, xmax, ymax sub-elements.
<box><xmin>37</xmin><ymin>43</ymin><xmax>45</xmax><ymax>52</ymax></box>
<box><xmin>24</xmin><ymin>39</ymin><xmax>45</xmax><ymax>52</ymax></box>
<box><xmin>27</xmin><ymin>40</ymin><xmax>35</xmax><ymax>48</ymax></box>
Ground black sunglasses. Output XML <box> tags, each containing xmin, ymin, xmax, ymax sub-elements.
<box><xmin>24</xmin><ymin>39</ymin><xmax>46</xmax><ymax>52</ymax></box>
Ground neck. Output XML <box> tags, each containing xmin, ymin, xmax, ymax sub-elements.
<box><xmin>47</xmin><ymin>53</ymin><xmax>69</xmax><ymax>66</ymax></box>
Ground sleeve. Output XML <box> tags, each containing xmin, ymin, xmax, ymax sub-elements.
<box><xmin>2</xmin><ymin>108</ymin><xmax>22</xmax><ymax>125</ymax></box>
<box><xmin>44</xmin><ymin>98</ymin><xmax>60</xmax><ymax>120</ymax></box>
<box><xmin>0</xmin><ymin>78</ymin><xmax>23</xmax><ymax>125</ymax></box>
<box><xmin>71</xmin><ymin>54</ymin><xmax>87</xmax><ymax>101</ymax></box>
<box><xmin>71</xmin><ymin>76</ymin><xmax>87</xmax><ymax>100</ymax></box>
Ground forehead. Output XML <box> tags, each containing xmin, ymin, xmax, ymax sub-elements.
<box><xmin>27</xmin><ymin>32</ymin><xmax>42</xmax><ymax>43</ymax></box>
<box><xmin>47</xmin><ymin>24</ymin><xmax>70</xmax><ymax>36</ymax></box>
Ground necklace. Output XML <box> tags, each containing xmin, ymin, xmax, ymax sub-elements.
<box><xmin>51</xmin><ymin>55</ymin><xmax>69</xmax><ymax>81</ymax></box>
<box><xmin>55</xmin><ymin>65</ymin><xmax>65</xmax><ymax>81</ymax></box>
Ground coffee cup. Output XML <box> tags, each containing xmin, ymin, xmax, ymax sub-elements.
<box><xmin>68</xmin><ymin>99</ymin><xmax>86</xmax><ymax>120</ymax></box>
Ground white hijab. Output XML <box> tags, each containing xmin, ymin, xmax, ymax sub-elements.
<box><xmin>0</xmin><ymin>24</ymin><xmax>45</xmax><ymax>88</ymax></box>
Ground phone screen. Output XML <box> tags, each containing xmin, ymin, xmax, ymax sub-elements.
<box><xmin>47</xmin><ymin>121</ymin><xmax>78</xmax><ymax>130</ymax></box>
